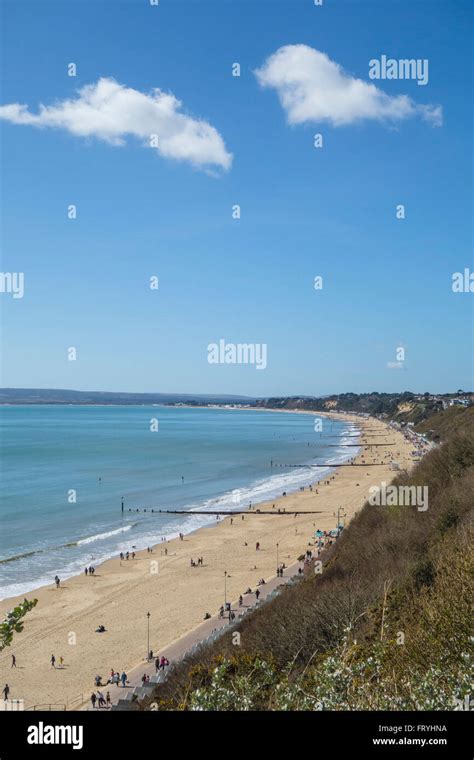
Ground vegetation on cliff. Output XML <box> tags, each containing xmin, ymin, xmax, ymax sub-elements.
<box><xmin>140</xmin><ymin>408</ymin><xmax>473</xmax><ymax>711</ymax></box>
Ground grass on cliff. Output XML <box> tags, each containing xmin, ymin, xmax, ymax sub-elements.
<box><xmin>139</xmin><ymin>411</ymin><xmax>473</xmax><ymax>711</ymax></box>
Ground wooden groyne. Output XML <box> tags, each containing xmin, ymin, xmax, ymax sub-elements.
<box><xmin>309</xmin><ymin>443</ymin><xmax>393</xmax><ymax>448</ymax></box>
<box><xmin>275</xmin><ymin>462</ymin><xmax>388</xmax><ymax>468</ymax></box>
<box><xmin>321</xmin><ymin>434</ymin><xmax>388</xmax><ymax>439</ymax></box>
<box><xmin>122</xmin><ymin>507</ymin><xmax>324</xmax><ymax>516</ymax></box>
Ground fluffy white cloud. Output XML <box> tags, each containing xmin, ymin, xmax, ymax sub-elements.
<box><xmin>255</xmin><ymin>45</ymin><xmax>442</xmax><ymax>128</ymax></box>
<box><xmin>0</xmin><ymin>77</ymin><xmax>232</xmax><ymax>171</ymax></box>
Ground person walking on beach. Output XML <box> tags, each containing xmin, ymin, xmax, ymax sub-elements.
<box><xmin>155</xmin><ymin>657</ymin><xmax>160</xmax><ymax>673</ymax></box>
<box><xmin>90</xmin><ymin>692</ymin><xmax>97</xmax><ymax>709</ymax></box>
<box><xmin>121</xmin><ymin>671</ymin><xmax>127</xmax><ymax>687</ymax></box>
<box><xmin>3</xmin><ymin>684</ymin><xmax>10</xmax><ymax>701</ymax></box>
<box><xmin>55</xmin><ymin>575</ymin><xmax>60</xmax><ymax>588</ymax></box>
<box><xmin>50</xmin><ymin>654</ymin><xmax>56</xmax><ymax>668</ymax></box>
<box><xmin>106</xmin><ymin>691</ymin><xmax>111</xmax><ymax>708</ymax></box>
<box><xmin>11</xmin><ymin>655</ymin><xmax>16</xmax><ymax>668</ymax></box>
<box><xmin>255</xmin><ymin>589</ymin><xmax>260</xmax><ymax>601</ymax></box>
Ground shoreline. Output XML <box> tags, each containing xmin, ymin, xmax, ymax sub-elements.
<box><xmin>0</xmin><ymin>407</ymin><xmax>356</xmax><ymax>602</ymax></box>
<box><xmin>0</xmin><ymin>412</ymin><xmax>417</xmax><ymax>710</ymax></box>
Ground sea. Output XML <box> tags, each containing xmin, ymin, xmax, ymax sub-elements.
<box><xmin>0</xmin><ymin>405</ymin><xmax>359</xmax><ymax>600</ymax></box>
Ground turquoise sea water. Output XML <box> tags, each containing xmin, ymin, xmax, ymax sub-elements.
<box><xmin>0</xmin><ymin>406</ymin><xmax>359</xmax><ymax>599</ymax></box>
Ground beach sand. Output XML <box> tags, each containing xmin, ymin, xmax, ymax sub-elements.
<box><xmin>0</xmin><ymin>412</ymin><xmax>417</xmax><ymax>710</ymax></box>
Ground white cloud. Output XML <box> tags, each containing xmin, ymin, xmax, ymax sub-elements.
<box><xmin>255</xmin><ymin>45</ymin><xmax>442</xmax><ymax>128</ymax></box>
<box><xmin>0</xmin><ymin>77</ymin><xmax>232</xmax><ymax>171</ymax></box>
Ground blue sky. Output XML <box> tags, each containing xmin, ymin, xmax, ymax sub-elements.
<box><xmin>1</xmin><ymin>0</ymin><xmax>472</xmax><ymax>396</ymax></box>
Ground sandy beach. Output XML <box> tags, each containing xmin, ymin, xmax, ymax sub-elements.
<box><xmin>0</xmin><ymin>412</ymin><xmax>417</xmax><ymax>710</ymax></box>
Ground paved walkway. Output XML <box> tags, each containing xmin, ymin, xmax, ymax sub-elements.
<box><xmin>82</xmin><ymin>560</ymin><xmax>304</xmax><ymax>710</ymax></box>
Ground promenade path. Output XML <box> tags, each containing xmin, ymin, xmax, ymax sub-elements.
<box><xmin>81</xmin><ymin>559</ymin><xmax>304</xmax><ymax>710</ymax></box>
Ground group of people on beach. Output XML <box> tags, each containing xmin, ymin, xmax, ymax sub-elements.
<box><xmin>50</xmin><ymin>654</ymin><xmax>66</xmax><ymax>668</ymax></box>
<box><xmin>90</xmin><ymin>690</ymin><xmax>111</xmax><ymax>708</ymax></box>
<box><xmin>237</xmin><ymin>586</ymin><xmax>261</xmax><ymax>607</ymax></box>
<box><xmin>95</xmin><ymin>669</ymin><xmax>128</xmax><ymax>689</ymax></box>
<box><xmin>155</xmin><ymin>656</ymin><xmax>169</xmax><ymax>672</ymax></box>
<box><xmin>218</xmin><ymin>604</ymin><xmax>236</xmax><ymax>620</ymax></box>
<box><xmin>311</xmin><ymin>529</ymin><xmax>339</xmax><ymax>555</ymax></box>
<box><xmin>13</xmin><ymin>430</ymin><xmax>376</xmax><ymax>713</ymax></box>
<box><xmin>139</xmin><ymin>656</ymin><xmax>169</xmax><ymax>685</ymax></box>
<box><xmin>90</xmin><ymin>658</ymin><xmax>171</xmax><ymax>708</ymax></box>
<box><xmin>119</xmin><ymin>551</ymin><xmax>136</xmax><ymax>560</ymax></box>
